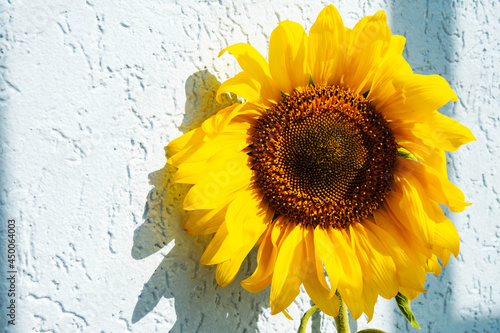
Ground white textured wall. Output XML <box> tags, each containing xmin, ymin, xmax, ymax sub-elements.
<box><xmin>0</xmin><ymin>0</ymin><xmax>498</xmax><ymax>332</ymax></box>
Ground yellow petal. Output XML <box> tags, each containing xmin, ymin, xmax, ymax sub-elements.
<box><xmin>396</xmin><ymin>157</ymin><xmax>471</xmax><ymax>212</ymax></box>
<box><xmin>313</xmin><ymin>228</ymin><xmax>341</xmax><ymax>297</ymax></box>
<box><xmin>411</xmin><ymin>111</ymin><xmax>476</xmax><ymax>152</ymax></box>
<box><xmin>269</xmin><ymin>20</ymin><xmax>309</xmax><ymax>93</ymax></box>
<box><xmin>224</xmin><ymin>186</ymin><xmax>272</xmax><ymax>236</ymax></box>
<box><xmin>203</xmin><ymin>102</ymin><xmax>262</xmax><ymax>136</ymax></box>
<box><xmin>374</xmin><ymin>200</ymin><xmax>434</xmax><ymax>260</ymax></box>
<box><xmin>182</xmin><ymin>163</ymin><xmax>251</xmax><ymax>210</ymax></box>
<box><xmin>169</xmin><ymin>129</ymin><xmax>248</xmax><ymax>167</ymax></box>
<box><xmin>325</xmin><ymin>228</ymin><xmax>364</xmax><ymax>320</ymax></box>
<box><xmin>351</xmin><ymin>223</ymin><xmax>399</xmax><ymax>299</ymax></box>
<box><xmin>303</xmin><ymin>226</ymin><xmax>340</xmax><ymax>317</ymax></box>
<box><xmin>282</xmin><ymin>310</ymin><xmax>293</xmax><ymax>320</ymax></box>
<box><xmin>200</xmin><ymin>186</ymin><xmax>272</xmax><ymax>265</ymax></box>
<box><xmin>308</xmin><ymin>5</ymin><xmax>346</xmax><ymax>86</ymax></box>
<box><xmin>425</xmin><ymin>254</ymin><xmax>442</xmax><ymax>277</ymax></box>
<box><xmin>172</xmin><ymin>160</ymin><xmax>205</xmax><ymax>184</ymax></box>
<box><xmin>216</xmin><ymin>241</ymin><xmax>256</xmax><ymax>287</ymax></box>
<box><xmin>166</xmin><ymin>126</ymin><xmax>206</xmax><ymax>157</ymax></box>
<box><xmin>184</xmin><ymin>202</ymin><xmax>230</xmax><ymax>235</ymax></box>
<box><xmin>219</xmin><ymin>43</ymin><xmax>280</xmax><ymax>104</ymax></box>
<box><xmin>270</xmin><ymin>224</ymin><xmax>305</xmax><ymax>315</ymax></box>
<box><xmin>216</xmin><ymin>248</ymin><xmax>245</xmax><ymax>287</ymax></box>
<box><xmin>387</xmin><ymin>34</ymin><xmax>406</xmax><ymax>56</ymax></box>
<box><xmin>173</xmin><ymin>149</ymin><xmax>249</xmax><ymax>184</ymax></box>
<box><xmin>342</xmin><ymin>10</ymin><xmax>392</xmax><ymax>94</ymax></box>
<box><xmin>385</xmin><ymin>176</ymin><xmax>436</xmax><ymax>247</ymax></box>
<box><xmin>216</xmin><ymin>71</ymin><xmax>271</xmax><ymax>107</ymax></box>
<box><xmin>241</xmin><ymin>221</ymin><xmax>290</xmax><ymax>293</ymax></box>
<box><xmin>398</xmin><ymin>287</ymin><xmax>422</xmax><ymax>301</ymax></box>
<box><xmin>383</xmin><ymin>74</ymin><xmax>457</xmax><ymax>120</ymax></box>
<box><xmin>241</xmin><ymin>227</ymin><xmax>274</xmax><ymax>293</ymax></box>
<box><xmin>201</xmin><ymin>210</ymin><xmax>268</xmax><ymax>267</ymax></box>
<box><xmin>200</xmin><ymin>103</ymin><xmax>242</xmax><ymax>135</ymax></box>
<box><xmin>200</xmin><ymin>221</ymin><xmax>236</xmax><ymax>265</ymax></box>
<box><xmin>433</xmin><ymin>218</ymin><xmax>460</xmax><ymax>258</ymax></box>
<box><xmin>367</xmin><ymin>54</ymin><xmax>412</xmax><ymax>107</ymax></box>
<box><xmin>364</xmin><ymin>218</ymin><xmax>426</xmax><ymax>292</ymax></box>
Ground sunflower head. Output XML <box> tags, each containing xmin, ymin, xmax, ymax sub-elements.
<box><xmin>249</xmin><ymin>85</ymin><xmax>398</xmax><ymax>230</ymax></box>
<box><xmin>168</xmin><ymin>4</ymin><xmax>475</xmax><ymax>320</ymax></box>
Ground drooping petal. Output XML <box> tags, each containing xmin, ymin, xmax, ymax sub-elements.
<box><xmin>385</xmin><ymin>175</ymin><xmax>436</xmax><ymax>247</ymax></box>
<box><xmin>184</xmin><ymin>201</ymin><xmax>231</xmax><ymax>235</ymax></box>
<box><xmin>216</xmin><ymin>247</ymin><xmax>249</xmax><ymax>287</ymax></box>
<box><xmin>200</xmin><ymin>186</ymin><xmax>273</xmax><ymax>266</ymax></box>
<box><xmin>168</xmin><ymin>103</ymin><xmax>256</xmax><ymax>168</ymax></box>
<box><xmin>322</xmin><ymin>228</ymin><xmax>364</xmax><ymax>319</ymax></box>
<box><xmin>351</xmin><ymin>223</ymin><xmax>399</xmax><ymax>300</ymax></box>
<box><xmin>303</xmin><ymin>226</ymin><xmax>340</xmax><ymax>317</ymax></box>
<box><xmin>270</xmin><ymin>224</ymin><xmax>305</xmax><ymax>315</ymax></box>
<box><xmin>224</xmin><ymin>186</ymin><xmax>271</xmax><ymax>236</ymax></box>
<box><xmin>241</xmin><ymin>217</ymin><xmax>292</xmax><ymax>293</ymax></box>
<box><xmin>314</xmin><ymin>228</ymin><xmax>341</xmax><ymax>297</ymax></box>
<box><xmin>364</xmin><ymin>217</ymin><xmax>427</xmax><ymax>293</ymax></box>
<box><xmin>396</xmin><ymin>157</ymin><xmax>471</xmax><ymax>212</ymax></box>
<box><xmin>374</xmin><ymin>200</ymin><xmax>434</xmax><ymax>260</ymax></box>
<box><xmin>200</xmin><ymin>221</ymin><xmax>237</xmax><ymax>265</ymax></box>
<box><xmin>433</xmin><ymin>218</ymin><xmax>460</xmax><ymax>258</ymax></box>
<box><xmin>426</xmin><ymin>254</ymin><xmax>443</xmax><ymax>277</ymax></box>
<box><xmin>399</xmin><ymin>287</ymin><xmax>422</xmax><ymax>301</ymax></box>
<box><xmin>411</xmin><ymin>111</ymin><xmax>476</xmax><ymax>152</ymax></box>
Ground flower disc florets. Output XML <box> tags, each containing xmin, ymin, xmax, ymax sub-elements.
<box><xmin>249</xmin><ymin>85</ymin><xmax>398</xmax><ymax>229</ymax></box>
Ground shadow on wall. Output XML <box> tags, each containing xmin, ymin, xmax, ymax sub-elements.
<box><xmin>389</xmin><ymin>1</ymin><xmax>500</xmax><ymax>332</ymax></box>
<box><xmin>388</xmin><ymin>2</ymin><xmax>459</xmax><ymax>332</ymax></box>
<box><xmin>130</xmin><ymin>70</ymin><xmax>272</xmax><ymax>332</ymax></box>
<box><xmin>0</xmin><ymin>3</ymin><xmax>10</xmax><ymax>327</ymax></box>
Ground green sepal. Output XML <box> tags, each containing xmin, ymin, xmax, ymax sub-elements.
<box><xmin>397</xmin><ymin>147</ymin><xmax>418</xmax><ymax>161</ymax></box>
<box><xmin>395</xmin><ymin>292</ymin><xmax>421</xmax><ymax>330</ymax></box>
<box><xmin>308</xmin><ymin>76</ymin><xmax>315</xmax><ymax>87</ymax></box>
<box><xmin>357</xmin><ymin>329</ymin><xmax>387</xmax><ymax>333</ymax></box>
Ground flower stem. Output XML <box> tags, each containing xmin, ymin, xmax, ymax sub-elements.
<box><xmin>334</xmin><ymin>290</ymin><xmax>350</xmax><ymax>333</ymax></box>
<box><xmin>298</xmin><ymin>305</ymin><xmax>320</xmax><ymax>333</ymax></box>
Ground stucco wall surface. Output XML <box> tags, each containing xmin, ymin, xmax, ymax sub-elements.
<box><xmin>0</xmin><ymin>0</ymin><xmax>499</xmax><ymax>332</ymax></box>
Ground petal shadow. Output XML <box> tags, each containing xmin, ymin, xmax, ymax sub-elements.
<box><xmin>131</xmin><ymin>70</ymin><xmax>270</xmax><ymax>332</ymax></box>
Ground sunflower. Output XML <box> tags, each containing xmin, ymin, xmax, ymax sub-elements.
<box><xmin>167</xmin><ymin>5</ymin><xmax>475</xmax><ymax>320</ymax></box>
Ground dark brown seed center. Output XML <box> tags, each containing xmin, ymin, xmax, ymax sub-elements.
<box><xmin>249</xmin><ymin>85</ymin><xmax>398</xmax><ymax>229</ymax></box>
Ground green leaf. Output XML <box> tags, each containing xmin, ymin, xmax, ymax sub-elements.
<box><xmin>357</xmin><ymin>329</ymin><xmax>387</xmax><ymax>333</ymax></box>
<box><xmin>397</xmin><ymin>147</ymin><xmax>418</xmax><ymax>161</ymax></box>
<box><xmin>308</xmin><ymin>75</ymin><xmax>315</xmax><ymax>87</ymax></box>
<box><xmin>395</xmin><ymin>292</ymin><xmax>421</xmax><ymax>329</ymax></box>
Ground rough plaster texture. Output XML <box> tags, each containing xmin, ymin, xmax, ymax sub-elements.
<box><xmin>0</xmin><ymin>0</ymin><xmax>498</xmax><ymax>332</ymax></box>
